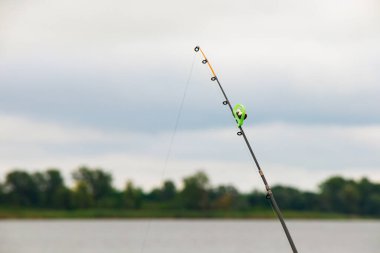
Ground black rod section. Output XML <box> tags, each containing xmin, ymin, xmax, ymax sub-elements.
<box><xmin>195</xmin><ymin>46</ymin><xmax>298</xmax><ymax>253</ymax></box>
<box><xmin>239</xmin><ymin>127</ymin><xmax>298</xmax><ymax>253</ymax></box>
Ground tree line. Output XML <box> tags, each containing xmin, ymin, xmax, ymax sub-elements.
<box><xmin>0</xmin><ymin>167</ymin><xmax>379</xmax><ymax>216</ymax></box>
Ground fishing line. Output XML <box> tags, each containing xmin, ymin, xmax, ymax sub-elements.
<box><xmin>162</xmin><ymin>54</ymin><xmax>196</xmax><ymax>178</ymax></box>
<box><xmin>139</xmin><ymin>53</ymin><xmax>196</xmax><ymax>253</ymax></box>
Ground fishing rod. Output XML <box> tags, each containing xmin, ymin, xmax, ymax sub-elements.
<box><xmin>194</xmin><ymin>46</ymin><xmax>298</xmax><ymax>253</ymax></box>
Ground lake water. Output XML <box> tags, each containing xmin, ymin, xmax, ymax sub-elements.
<box><xmin>0</xmin><ymin>220</ymin><xmax>379</xmax><ymax>253</ymax></box>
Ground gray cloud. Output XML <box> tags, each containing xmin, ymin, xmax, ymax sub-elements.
<box><xmin>0</xmin><ymin>51</ymin><xmax>379</xmax><ymax>133</ymax></box>
<box><xmin>0</xmin><ymin>0</ymin><xmax>379</xmax><ymax>189</ymax></box>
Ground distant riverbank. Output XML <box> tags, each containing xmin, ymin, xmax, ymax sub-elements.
<box><xmin>2</xmin><ymin>168</ymin><xmax>380</xmax><ymax>219</ymax></box>
<box><xmin>0</xmin><ymin>208</ymin><xmax>375</xmax><ymax>219</ymax></box>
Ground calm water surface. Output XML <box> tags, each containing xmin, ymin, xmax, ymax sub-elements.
<box><xmin>0</xmin><ymin>220</ymin><xmax>379</xmax><ymax>253</ymax></box>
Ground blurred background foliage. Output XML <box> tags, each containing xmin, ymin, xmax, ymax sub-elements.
<box><xmin>0</xmin><ymin>167</ymin><xmax>379</xmax><ymax>217</ymax></box>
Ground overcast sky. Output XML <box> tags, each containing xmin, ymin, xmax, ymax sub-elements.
<box><xmin>0</xmin><ymin>0</ymin><xmax>379</xmax><ymax>192</ymax></box>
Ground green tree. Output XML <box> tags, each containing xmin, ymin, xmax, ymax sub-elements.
<box><xmin>45</xmin><ymin>169</ymin><xmax>71</xmax><ymax>208</ymax></box>
<box><xmin>145</xmin><ymin>180</ymin><xmax>177</xmax><ymax>203</ymax></box>
<box><xmin>124</xmin><ymin>181</ymin><xmax>143</xmax><ymax>209</ymax></box>
<box><xmin>339</xmin><ymin>183</ymin><xmax>360</xmax><ymax>214</ymax></box>
<box><xmin>32</xmin><ymin>171</ymin><xmax>47</xmax><ymax>206</ymax></box>
<box><xmin>319</xmin><ymin>176</ymin><xmax>347</xmax><ymax>212</ymax></box>
<box><xmin>210</xmin><ymin>185</ymin><xmax>240</xmax><ymax>210</ymax></box>
<box><xmin>180</xmin><ymin>171</ymin><xmax>210</xmax><ymax>210</ymax></box>
<box><xmin>146</xmin><ymin>188</ymin><xmax>161</xmax><ymax>202</ymax></box>
<box><xmin>161</xmin><ymin>180</ymin><xmax>176</xmax><ymax>201</ymax></box>
<box><xmin>357</xmin><ymin>178</ymin><xmax>380</xmax><ymax>215</ymax></box>
<box><xmin>319</xmin><ymin>176</ymin><xmax>362</xmax><ymax>214</ymax></box>
<box><xmin>271</xmin><ymin>185</ymin><xmax>308</xmax><ymax>210</ymax></box>
<box><xmin>72</xmin><ymin>166</ymin><xmax>114</xmax><ymax>206</ymax></box>
<box><xmin>4</xmin><ymin>170</ymin><xmax>39</xmax><ymax>207</ymax></box>
<box><xmin>72</xmin><ymin>182</ymin><xmax>94</xmax><ymax>208</ymax></box>
<box><xmin>35</xmin><ymin>169</ymin><xmax>72</xmax><ymax>209</ymax></box>
<box><xmin>0</xmin><ymin>182</ymin><xmax>5</xmax><ymax>205</ymax></box>
<box><xmin>247</xmin><ymin>190</ymin><xmax>267</xmax><ymax>208</ymax></box>
<box><xmin>366</xmin><ymin>194</ymin><xmax>380</xmax><ymax>215</ymax></box>
<box><xmin>302</xmin><ymin>191</ymin><xmax>320</xmax><ymax>211</ymax></box>
<box><xmin>29</xmin><ymin>169</ymin><xmax>72</xmax><ymax>209</ymax></box>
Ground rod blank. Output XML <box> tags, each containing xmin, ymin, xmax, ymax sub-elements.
<box><xmin>194</xmin><ymin>46</ymin><xmax>298</xmax><ymax>253</ymax></box>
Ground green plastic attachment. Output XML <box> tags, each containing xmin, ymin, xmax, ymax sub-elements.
<box><xmin>233</xmin><ymin>104</ymin><xmax>247</xmax><ymax>127</ymax></box>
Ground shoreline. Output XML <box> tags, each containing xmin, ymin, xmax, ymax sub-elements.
<box><xmin>0</xmin><ymin>208</ymin><xmax>377</xmax><ymax>220</ymax></box>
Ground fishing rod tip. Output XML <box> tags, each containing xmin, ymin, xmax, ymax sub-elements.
<box><xmin>194</xmin><ymin>46</ymin><xmax>200</xmax><ymax>52</ymax></box>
